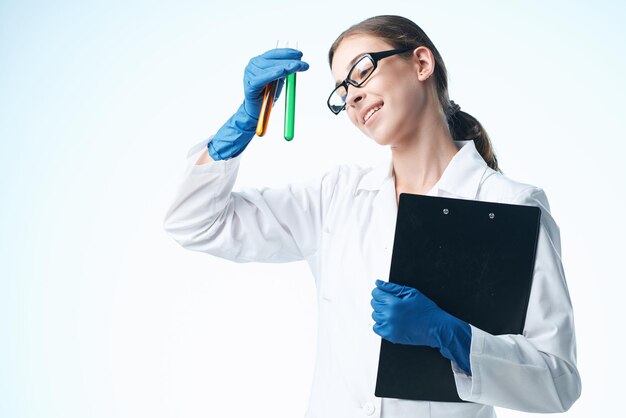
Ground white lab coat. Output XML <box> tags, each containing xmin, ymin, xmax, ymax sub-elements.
<box><xmin>163</xmin><ymin>139</ymin><xmax>581</xmax><ymax>418</ymax></box>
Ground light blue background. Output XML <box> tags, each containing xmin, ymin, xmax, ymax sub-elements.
<box><xmin>1</xmin><ymin>1</ymin><xmax>624</xmax><ymax>417</ymax></box>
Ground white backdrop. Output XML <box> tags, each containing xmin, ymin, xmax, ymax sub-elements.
<box><xmin>1</xmin><ymin>1</ymin><xmax>625</xmax><ymax>417</ymax></box>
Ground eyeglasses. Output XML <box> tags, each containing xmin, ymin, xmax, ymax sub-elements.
<box><xmin>327</xmin><ymin>47</ymin><xmax>412</xmax><ymax>115</ymax></box>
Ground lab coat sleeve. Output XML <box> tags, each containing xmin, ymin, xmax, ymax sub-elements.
<box><xmin>163</xmin><ymin>139</ymin><xmax>339</xmax><ymax>263</ymax></box>
<box><xmin>452</xmin><ymin>187</ymin><xmax>582</xmax><ymax>412</ymax></box>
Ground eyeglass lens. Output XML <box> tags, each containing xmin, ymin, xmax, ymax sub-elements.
<box><xmin>328</xmin><ymin>55</ymin><xmax>375</xmax><ymax>112</ymax></box>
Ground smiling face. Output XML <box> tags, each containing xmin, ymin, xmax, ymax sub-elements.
<box><xmin>330</xmin><ymin>34</ymin><xmax>436</xmax><ymax>147</ymax></box>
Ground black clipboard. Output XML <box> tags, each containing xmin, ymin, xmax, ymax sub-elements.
<box><xmin>374</xmin><ymin>194</ymin><xmax>541</xmax><ymax>402</ymax></box>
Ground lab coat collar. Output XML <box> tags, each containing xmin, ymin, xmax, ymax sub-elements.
<box><xmin>356</xmin><ymin>157</ymin><xmax>394</xmax><ymax>192</ymax></box>
<box><xmin>355</xmin><ymin>140</ymin><xmax>489</xmax><ymax>200</ymax></box>
<box><xmin>434</xmin><ymin>140</ymin><xmax>490</xmax><ymax>199</ymax></box>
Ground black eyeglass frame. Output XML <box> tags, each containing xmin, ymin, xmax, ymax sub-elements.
<box><xmin>327</xmin><ymin>47</ymin><xmax>412</xmax><ymax>115</ymax></box>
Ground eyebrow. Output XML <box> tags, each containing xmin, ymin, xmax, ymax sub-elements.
<box><xmin>334</xmin><ymin>53</ymin><xmax>368</xmax><ymax>87</ymax></box>
<box><xmin>348</xmin><ymin>52</ymin><xmax>366</xmax><ymax>68</ymax></box>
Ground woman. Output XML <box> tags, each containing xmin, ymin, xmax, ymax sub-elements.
<box><xmin>164</xmin><ymin>15</ymin><xmax>581</xmax><ymax>418</ymax></box>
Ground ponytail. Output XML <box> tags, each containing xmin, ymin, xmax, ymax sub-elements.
<box><xmin>446</xmin><ymin>100</ymin><xmax>499</xmax><ymax>171</ymax></box>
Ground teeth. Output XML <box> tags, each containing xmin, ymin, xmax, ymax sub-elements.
<box><xmin>364</xmin><ymin>106</ymin><xmax>382</xmax><ymax>123</ymax></box>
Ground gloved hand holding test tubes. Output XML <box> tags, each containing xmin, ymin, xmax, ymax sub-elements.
<box><xmin>207</xmin><ymin>45</ymin><xmax>307</xmax><ymax>161</ymax></box>
<box><xmin>256</xmin><ymin>41</ymin><xmax>298</xmax><ymax>141</ymax></box>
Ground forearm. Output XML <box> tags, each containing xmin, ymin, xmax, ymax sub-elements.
<box><xmin>164</xmin><ymin>139</ymin><xmax>335</xmax><ymax>262</ymax></box>
<box><xmin>453</xmin><ymin>327</ymin><xmax>581</xmax><ymax>412</ymax></box>
<box><xmin>163</xmin><ymin>147</ymin><xmax>242</xmax><ymax>254</ymax></box>
<box><xmin>196</xmin><ymin>147</ymin><xmax>214</xmax><ymax>165</ymax></box>
<box><xmin>435</xmin><ymin>315</ymin><xmax>472</xmax><ymax>375</ymax></box>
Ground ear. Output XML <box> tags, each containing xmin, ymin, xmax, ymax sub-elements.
<box><xmin>411</xmin><ymin>46</ymin><xmax>435</xmax><ymax>81</ymax></box>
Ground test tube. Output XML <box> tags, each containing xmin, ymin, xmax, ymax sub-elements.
<box><xmin>256</xmin><ymin>80</ymin><xmax>278</xmax><ymax>137</ymax></box>
<box><xmin>284</xmin><ymin>73</ymin><xmax>296</xmax><ymax>141</ymax></box>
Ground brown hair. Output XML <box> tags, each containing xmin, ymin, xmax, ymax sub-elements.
<box><xmin>329</xmin><ymin>15</ymin><xmax>500</xmax><ymax>171</ymax></box>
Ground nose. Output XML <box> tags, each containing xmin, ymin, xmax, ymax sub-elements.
<box><xmin>345</xmin><ymin>86</ymin><xmax>365</xmax><ymax>108</ymax></box>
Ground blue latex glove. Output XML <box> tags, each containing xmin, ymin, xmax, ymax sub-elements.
<box><xmin>207</xmin><ymin>48</ymin><xmax>309</xmax><ymax>160</ymax></box>
<box><xmin>371</xmin><ymin>279</ymin><xmax>473</xmax><ymax>375</ymax></box>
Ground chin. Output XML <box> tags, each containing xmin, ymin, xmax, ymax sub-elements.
<box><xmin>367</xmin><ymin>134</ymin><xmax>394</xmax><ymax>147</ymax></box>
<box><xmin>361</xmin><ymin>113</ymin><xmax>404</xmax><ymax>146</ymax></box>
<box><xmin>364</xmin><ymin>127</ymin><xmax>395</xmax><ymax>147</ymax></box>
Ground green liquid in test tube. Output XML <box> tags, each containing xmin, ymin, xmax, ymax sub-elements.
<box><xmin>284</xmin><ymin>72</ymin><xmax>296</xmax><ymax>141</ymax></box>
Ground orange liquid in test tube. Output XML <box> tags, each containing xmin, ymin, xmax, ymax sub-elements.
<box><xmin>256</xmin><ymin>80</ymin><xmax>278</xmax><ymax>137</ymax></box>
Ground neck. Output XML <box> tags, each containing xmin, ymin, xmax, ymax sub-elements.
<box><xmin>391</xmin><ymin>108</ymin><xmax>458</xmax><ymax>197</ymax></box>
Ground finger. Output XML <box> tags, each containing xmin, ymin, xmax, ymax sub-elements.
<box><xmin>370</xmin><ymin>297</ymin><xmax>386</xmax><ymax>311</ymax></box>
<box><xmin>250</xmin><ymin>60</ymin><xmax>309</xmax><ymax>79</ymax></box>
<box><xmin>257</xmin><ymin>48</ymin><xmax>304</xmax><ymax>60</ymax></box>
<box><xmin>376</xmin><ymin>279</ymin><xmax>413</xmax><ymax>298</ymax></box>
<box><xmin>247</xmin><ymin>62</ymin><xmax>309</xmax><ymax>91</ymax></box>
<box><xmin>371</xmin><ymin>311</ymin><xmax>385</xmax><ymax>324</ymax></box>
<box><xmin>372</xmin><ymin>323</ymin><xmax>389</xmax><ymax>340</ymax></box>
<box><xmin>249</xmin><ymin>55</ymin><xmax>310</xmax><ymax>72</ymax></box>
<box><xmin>371</xmin><ymin>287</ymin><xmax>395</xmax><ymax>304</ymax></box>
